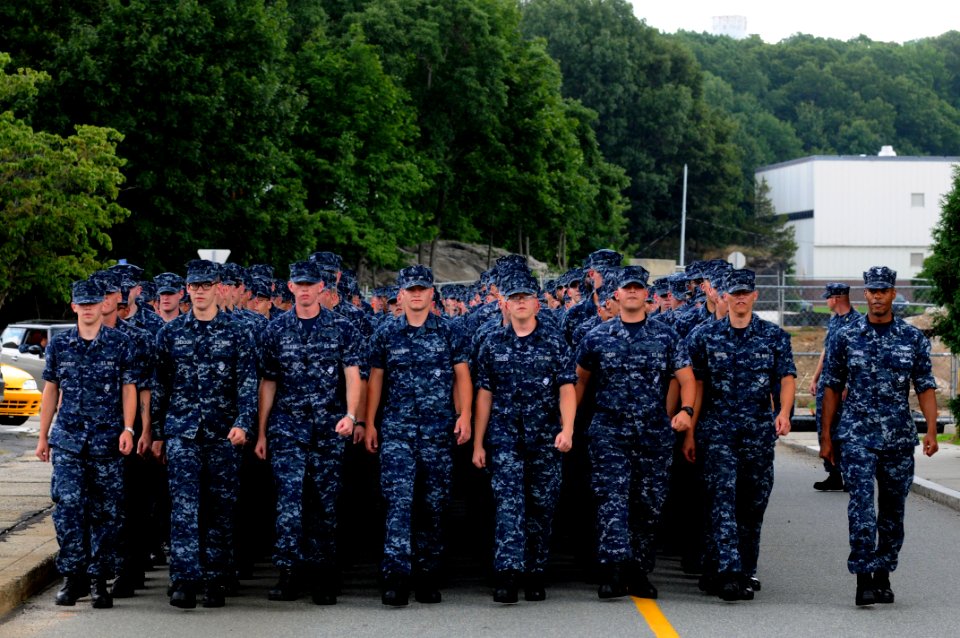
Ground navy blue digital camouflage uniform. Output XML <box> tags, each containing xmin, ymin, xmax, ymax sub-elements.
<box><xmin>369</xmin><ymin>312</ymin><xmax>469</xmax><ymax>579</ymax></box>
<box><xmin>43</xmin><ymin>323</ymin><xmax>138</xmax><ymax>580</ymax></box>
<box><xmin>260</xmin><ymin>303</ymin><xmax>365</xmax><ymax>575</ymax></box>
<box><xmin>475</xmin><ymin>320</ymin><xmax>576</xmax><ymax>575</ymax></box>
<box><xmin>153</xmin><ymin>309</ymin><xmax>258</xmax><ymax>589</ymax></box>
<box><xmin>686</xmin><ymin>314</ymin><xmax>796</xmax><ymax>579</ymax></box>
<box><xmin>576</xmin><ymin>315</ymin><xmax>691</xmax><ymax>573</ymax></box>
<box><xmin>815</xmin><ymin>305</ymin><xmax>861</xmax><ymax>473</ymax></box>
<box><xmin>821</xmin><ymin>313</ymin><xmax>936</xmax><ymax>574</ymax></box>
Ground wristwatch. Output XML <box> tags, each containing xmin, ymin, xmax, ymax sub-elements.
<box><xmin>346</xmin><ymin>413</ymin><xmax>357</xmax><ymax>425</ymax></box>
<box><xmin>680</xmin><ymin>406</ymin><xmax>694</xmax><ymax>417</ymax></box>
<box><xmin>123</xmin><ymin>427</ymin><xmax>135</xmax><ymax>435</ymax></box>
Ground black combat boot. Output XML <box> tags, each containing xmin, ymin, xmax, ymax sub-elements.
<box><xmin>718</xmin><ymin>572</ymin><xmax>744</xmax><ymax>602</ymax></box>
<box><xmin>628</xmin><ymin>568</ymin><xmax>658</xmax><ymax>600</ymax></box>
<box><xmin>90</xmin><ymin>578</ymin><xmax>113</xmax><ymax>609</ymax></box>
<box><xmin>268</xmin><ymin>568</ymin><xmax>300</xmax><ymax>601</ymax></box>
<box><xmin>381</xmin><ymin>573</ymin><xmax>409</xmax><ymax>607</ymax></box>
<box><xmin>597</xmin><ymin>563</ymin><xmax>628</xmax><ymax>599</ymax></box>
<box><xmin>311</xmin><ymin>567</ymin><xmax>338</xmax><ymax>606</ymax></box>
<box><xmin>523</xmin><ymin>572</ymin><xmax>546</xmax><ymax>602</ymax></box>
<box><xmin>169</xmin><ymin>581</ymin><xmax>198</xmax><ymax>609</ymax></box>
<box><xmin>55</xmin><ymin>575</ymin><xmax>89</xmax><ymax>606</ymax></box>
<box><xmin>855</xmin><ymin>573</ymin><xmax>876</xmax><ymax>606</ymax></box>
<box><xmin>492</xmin><ymin>571</ymin><xmax>519</xmax><ymax>604</ymax></box>
<box><xmin>813</xmin><ymin>471</ymin><xmax>845</xmax><ymax>491</ymax></box>
<box><xmin>202</xmin><ymin>582</ymin><xmax>226</xmax><ymax>608</ymax></box>
<box><xmin>414</xmin><ymin>572</ymin><xmax>442</xmax><ymax>604</ymax></box>
<box><xmin>873</xmin><ymin>570</ymin><xmax>894</xmax><ymax>604</ymax></box>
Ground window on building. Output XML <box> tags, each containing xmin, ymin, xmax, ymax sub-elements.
<box><xmin>911</xmin><ymin>252</ymin><xmax>925</xmax><ymax>267</ymax></box>
<box><xmin>911</xmin><ymin>193</ymin><xmax>925</xmax><ymax>207</ymax></box>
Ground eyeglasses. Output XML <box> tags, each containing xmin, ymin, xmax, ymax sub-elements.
<box><xmin>187</xmin><ymin>282</ymin><xmax>217</xmax><ymax>292</ymax></box>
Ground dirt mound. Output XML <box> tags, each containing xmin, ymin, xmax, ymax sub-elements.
<box><xmin>372</xmin><ymin>240</ymin><xmax>550</xmax><ymax>285</ymax></box>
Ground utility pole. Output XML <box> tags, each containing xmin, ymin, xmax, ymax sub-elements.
<box><xmin>679</xmin><ymin>164</ymin><xmax>688</xmax><ymax>268</ymax></box>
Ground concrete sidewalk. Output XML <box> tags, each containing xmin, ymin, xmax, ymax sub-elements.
<box><xmin>0</xmin><ymin>426</ymin><xmax>57</xmax><ymax>618</ymax></box>
<box><xmin>1</xmin><ymin>425</ymin><xmax>958</xmax><ymax>619</ymax></box>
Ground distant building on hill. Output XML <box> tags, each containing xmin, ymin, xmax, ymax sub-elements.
<box><xmin>711</xmin><ymin>15</ymin><xmax>747</xmax><ymax>40</ymax></box>
<box><xmin>756</xmin><ymin>150</ymin><xmax>960</xmax><ymax>279</ymax></box>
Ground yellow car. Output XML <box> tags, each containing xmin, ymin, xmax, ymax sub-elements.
<box><xmin>0</xmin><ymin>363</ymin><xmax>41</xmax><ymax>425</ymax></box>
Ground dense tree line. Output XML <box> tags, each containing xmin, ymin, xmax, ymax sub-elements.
<box><xmin>15</xmin><ymin>0</ymin><xmax>957</xmax><ymax>313</ymax></box>
<box><xmin>674</xmin><ymin>29</ymin><xmax>960</xmax><ymax>167</ymax></box>
<box><xmin>1</xmin><ymin>0</ymin><xmax>632</xmax><ymax>294</ymax></box>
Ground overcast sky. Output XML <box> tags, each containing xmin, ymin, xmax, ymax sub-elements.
<box><xmin>629</xmin><ymin>1</ymin><xmax>960</xmax><ymax>43</ymax></box>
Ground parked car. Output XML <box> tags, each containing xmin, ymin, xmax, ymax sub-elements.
<box><xmin>0</xmin><ymin>363</ymin><xmax>41</xmax><ymax>425</ymax></box>
<box><xmin>0</xmin><ymin>320</ymin><xmax>74</xmax><ymax>389</ymax></box>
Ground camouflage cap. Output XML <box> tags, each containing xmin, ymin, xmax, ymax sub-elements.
<box><xmin>309</xmin><ymin>251</ymin><xmax>342</xmax><ymax>273</ymax></box>
<box><xmin>289</xmin><ymin>260</ymin><xmax>323</xmax><ymax>284</ymax></box>
<box><xmin>500</xmin><ymin>271</ymin><xmax>539</xmax><ymax>297</ymax></box>
<box><xmin>109</xmin><ymin>262</ymin><xmax>144</xmax><ymax>281</ymax></box>
<box><xmin>585</xmin><ymin>249</ymin><xmax>623</xmax><ymax>271</ymax></box>
<box><xmin>618</xmin><ymin>265</ymin><xmax>649</xmax><ymax>289</ymax></box>
<box><xmin>90</xmin><ymin>270</ymin><xmax>122</xmax><ymax>294</ymax></box>
<box><xmin>725</xmin><ymin>269</ymin><xmax>756</xmax><ymax>294</ymax></box>
<box><xmin>185</xmin><ymin>259</ymin><xmax>221</xmax><ymax>284</ymax></box>
<box><xmin>73</xmin><ymin>279</ymin><xmax>104</xmax><ymax>305</ymax></box>
<box><xmin>398</xmin><ymin>264</ymin><xmax>433</xmax><ymax>290</ymax></box>
<box><xmin>863</xmin><ymin>266</ymin><xmax>896</xmax><ymax>290</ymax></box>
<box><xmin>821</xmin><ymin>282</ymin><xmax>851</xmax><ymax>299</ymax></box>
<box><xmin>154</xmin><ymin>272</ymin><xmax>184</xmax><ymax>295</ymax></box>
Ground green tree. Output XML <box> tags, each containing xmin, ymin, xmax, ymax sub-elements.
<box><xmin>0</xmin><ymin>53</ymin><xmax>129</xmax><ymax>309</ymax></box>
<box><xmin>21</xmin><ymin>0</ymin><xmax>311</xmax><ymax>274</ymax></box>
<box><xmin>293</xmin><ymin>24</ymin><xmax>431</xmax><ymax>276</ymax></box>
<box><xmin>920</xmin><ymin>165</ymin><xmax>960</xmax><ymax>422</ymax></box>
<box><xmin>522</xmin><ymin>0</ymin><xmax>745</xmax><ymax>258</ymax></box>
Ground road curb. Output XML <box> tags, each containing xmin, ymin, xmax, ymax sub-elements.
<box><xmin>0</xmin><ymin>515</ymin><xmax>59</xmax><ymax>619</ymax></box>
<box><xmin>778</xmin><ymin>438</ymin><xmax>960</xmax><ymax>513</ymax></box>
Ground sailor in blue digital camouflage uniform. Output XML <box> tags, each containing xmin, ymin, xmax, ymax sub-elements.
<box><xmin>561</xmin><ymin>250</ymin><xmax>621</xmax><ymax>346</ymax></box>
<box><xmin>364</xmin><ymin>265</ymin><xmax>473</xmax><ymax>606</ymax></box>
<box><xmin>471</xmin><ymin>269</ymin><xmax>576</xmax><ymax>604</ymax></box>
<box><xmin>152</xmin><ymin>259</ymin><xmax>259</xmax><ymax>609</ymax></box>
<box><xmin>36</xmin><ymin>279</ymin><xmax>138</xmax><ymax>609</ymax></box>
<box><xmin>88</xmin><ymin>269</ymin><xmax>157</xmax><ymax>598</ymax></box>
<box><xmin>686</xmin><ymin>268</ymin><xmax>795</xmax><ymax>602</ymax></box>
<box><xmin>575</xmin><ymin>265</ymin><xmax>697</xmax><ymax>600</ymax></box>
<box><xmin>820</xmin><ymin>266</ymin><xmax>939</xmax><ymax>606</ymax></box>
<box><xmin>255</xmin><ymin>260</ymin><xmax>365</xmax><ymax>605</ymax></box>
<box><xmin>809</xmin><ymin>282</ymin><xmax>861</xmax><ymax>492</ymax></box>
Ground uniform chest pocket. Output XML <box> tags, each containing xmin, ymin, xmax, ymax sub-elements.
<box><xmin>745</xmin><ymin>351</ymin><xmax>774</xmax><ymax>372</ymax></box>
<box><xmin>882</xmin><ymin>349</ymin><xmax>913</xmax><ymax>391</ymax></box>
<box><xmin>708</xmin><ymin>349</ymin><xmax>735</xmax><ymax>372</ymax></box>
<box><xmin>635</xmin><ymin>348</ymin><xmax>668</xmax><ymax>371</ymax></box>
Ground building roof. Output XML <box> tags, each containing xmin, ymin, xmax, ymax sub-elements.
<box><xmin>757</xmin><ymin>154</ymin><xmax>960</xmax><ymax>172</ymax></box>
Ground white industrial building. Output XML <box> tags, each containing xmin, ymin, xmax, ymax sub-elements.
<box><xmin>756</xmin><ymin>152</ymin><xmax>960</xmax><ymax>279</ymax></box>
<box><xmin>711</xmin><ymin>15</ymin><xmax>747</xmax><ymax>40</ymax></box>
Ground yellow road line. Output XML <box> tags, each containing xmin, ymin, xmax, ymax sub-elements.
<box><xmin>633</xmin><ymin>596</ymin><xmax>680</xmax><ymax>638</ymax></box>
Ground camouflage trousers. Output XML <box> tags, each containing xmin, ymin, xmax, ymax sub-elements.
<box><xmin>840</xmin><ymin>444</ymin><xmax>914</xmax><ymax>574</ymax></box>
<box><xmin>51</xmin><ymin>447</ymin><xmax>123</xmax><ymax>578</ymax></box>
<box><xmin>379</xmin><ymin>424</ymin><xmax>453</xmax><ymax>577</ymax></box>
<box><xmin>701</xmin><ymin>433</ymin><xmax>775</xmax><ymax>577</ymax></box>
<box><xmin>488</xmin><ymin>438</ymin><xmax>562</xmax><ymax>574</ymax></box>
<box><xmin>588</xmin><ymin>425</ymin><xmax>672</xmax><ymax>572</ymax></box>
<box><xmin>166</xmin><ymin>435</ymin><xmax>242</xmax><ymax>585</ymax></box>
<box><xmin>270</xmin><ymin>438</ymin><xmax>343</xmax><ymax>570</ymax></box>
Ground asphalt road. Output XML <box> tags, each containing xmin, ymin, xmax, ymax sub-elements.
<box><xmin>1</xmin><ymin>445</ymin><xmax>958</xmax><ymax>638</ymax></box>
